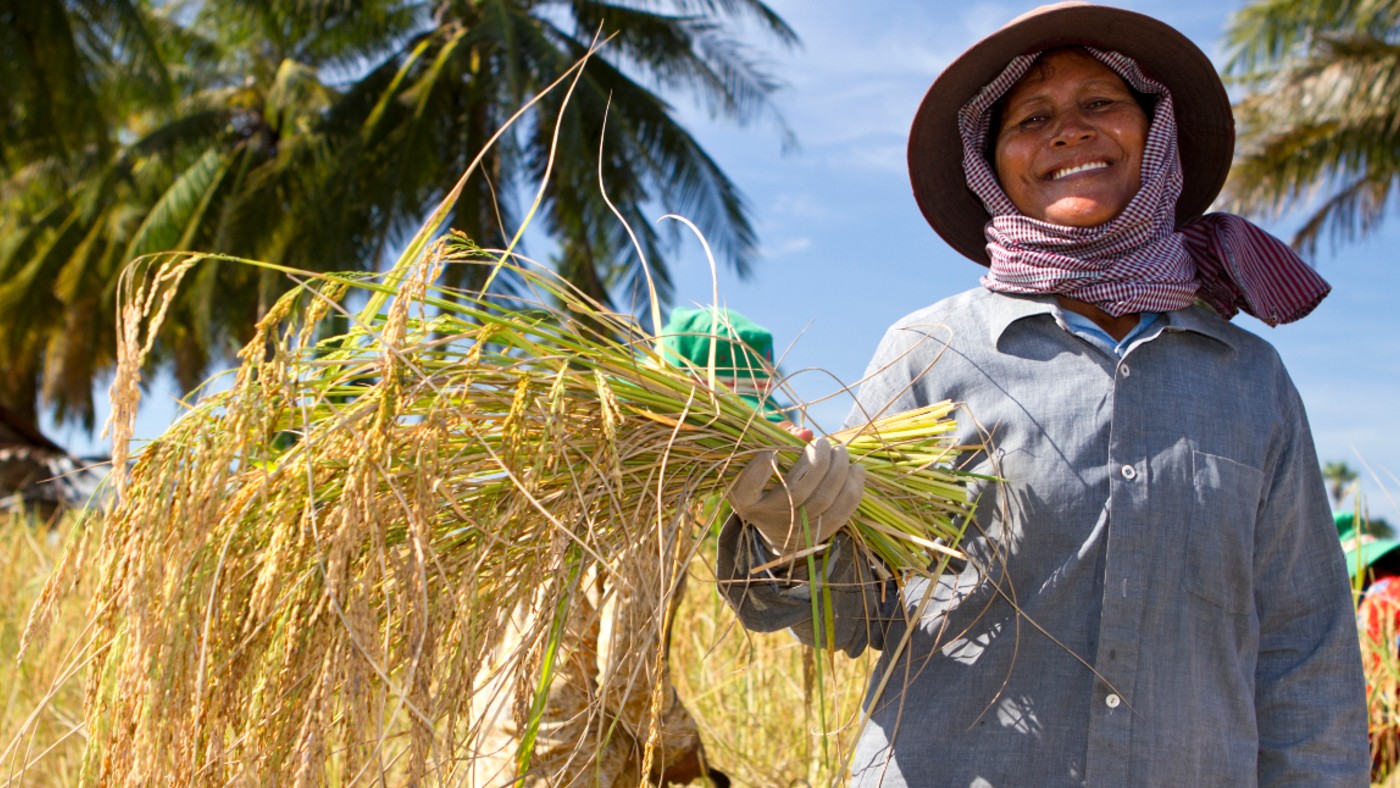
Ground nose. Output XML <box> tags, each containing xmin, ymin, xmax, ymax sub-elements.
<box><xmin>1051</xmin><ymin>111</ymin><xmax>1095</xmax><ymax>146</ymax></box>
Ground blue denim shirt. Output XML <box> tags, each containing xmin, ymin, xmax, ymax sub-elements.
<box><xmin>717</xmin><ymin>288</ymin><xmax>1367</xmax><ymax>787</ymax></box>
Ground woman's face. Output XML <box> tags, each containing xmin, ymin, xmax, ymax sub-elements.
<box><xmin>993</xmin><ymin>49</ymin><xmax>1149</xmax><ymax>227</ymax></box>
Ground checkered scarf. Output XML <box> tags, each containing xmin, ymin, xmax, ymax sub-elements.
<box><xmin>959</xmin><ymin>48</ymin><xmax>1329</xmax><ymax>325</ymax></box>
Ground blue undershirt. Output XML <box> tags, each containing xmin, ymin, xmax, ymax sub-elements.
<box><xmin>1059</xmin><ymin>309</ymin><xmax>1161</xmax><ymax>358</ymax></box>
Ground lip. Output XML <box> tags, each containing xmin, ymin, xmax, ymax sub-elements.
<box><xmin>1047</xmin><ymin>161</ymin><xmax>1111</xmax><ymax>181</ymax></box>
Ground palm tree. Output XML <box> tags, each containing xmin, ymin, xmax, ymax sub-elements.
<box><xmin>0</xmin><ymin>0</ymin><xmax>173</xmax><ymax>430</ymax></box>
<box><xmin>0</xmin><ymin>0</ymin><xmax>797</xmax><ymax>432</ymax></box>
<box><xmin>1322</xmin><ymin>460</ymin><xmax>1360</xmax><ymax>508</ymax></box>
<box><xmin>1220</xmin><ymin>0</ymin><xmax>1400</xmax><ymax>255</ymax></box>
<box><xmin>0</xmin><ymin>0</ymin><xmax>171</xmax><ymax>172</ymax></box>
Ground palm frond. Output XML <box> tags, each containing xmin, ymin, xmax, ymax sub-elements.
<box><xmin>123</xmin><ymin>148</ymin><xmax>232</xmax><ymax>262</ymax></box>
<box><xmin>0</xmin><ymin>0</ymin><xmax>796</xmax><ymax>431</ymax></box>
<box><xmin>563</xmin><ymin>2</ymin><xmax>794</xmax><ymax>133</ymax></box>
<box><xmin>1221</xmin><ymin>1</ymin><xmax>1400</xmax><ymax>252</ymax></box>
<box><xmin>1287</xmin><ymin>172</ymin><xmax>1397</xmax><ymax>254</ymax></box>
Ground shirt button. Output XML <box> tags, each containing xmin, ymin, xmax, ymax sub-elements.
<box><xmin>1105</xmin><ymin>693</ymin><xmax>1122</xmax><ymax>709</ymax></box>
<box><xmin>1121</xmin><ymin>465</ymin><xmax>1137</xmax><ymax>480</ymax></box>
<box><xmin>1119</xmin><ymin>364</ymin><xmax>1131</xmax><ymax>377</ymax></box>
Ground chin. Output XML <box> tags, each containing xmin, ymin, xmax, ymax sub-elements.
<box><xmin>1040</xmin><ymin>202</ymin><xmax>1120</xmax><ymax>228</ymax></box>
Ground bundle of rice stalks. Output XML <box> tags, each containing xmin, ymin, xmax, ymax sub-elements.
<box><xmin>12</xmin><ymin>39</ymin><xmax>979</xmax><ymax>778</ymax></box>
<box><xmin>22</xmin><ymin>230</ymin><xmax>975</xmax><ymax>784</ymax></box>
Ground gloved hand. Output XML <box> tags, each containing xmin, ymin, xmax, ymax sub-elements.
<box><xmin>727</xmin><ymin>438</ymin><xmax>865</xmax><ymax>556</ymax></box>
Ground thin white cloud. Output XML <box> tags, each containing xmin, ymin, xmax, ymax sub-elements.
<box><xmin>760</xmin><ymin>237</ymin><xmax>813</xmax><ymax>258</ymax></box>
<box><xmin>769</xmin><ymin>192</ymin><xmax>828</xmax><ymax>219</ymax></box>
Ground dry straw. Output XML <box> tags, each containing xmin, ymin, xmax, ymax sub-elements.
<box><xmin>22</xmin><ymin>44</ymin><xmax>979</xmax><ymax>786</ymax></box>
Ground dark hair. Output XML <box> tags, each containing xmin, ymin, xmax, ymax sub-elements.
<box><xmin>984</xmin><ymin>46</ymin><xmax>1158</xmax><ymax>160</ymax></box>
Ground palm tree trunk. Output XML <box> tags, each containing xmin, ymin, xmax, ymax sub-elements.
<box><xmin>0</xmin><ymin>362</ymin><xmax>41</xmax><ymax>430</ymax></box>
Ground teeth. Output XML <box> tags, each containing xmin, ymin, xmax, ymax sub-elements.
<box><xmin>1052</xmin><ymin>161</ymin><xmax>1109</xmax><ymax>180</ymax></box>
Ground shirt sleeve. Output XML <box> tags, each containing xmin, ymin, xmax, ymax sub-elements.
<box><xmin>1252</xmin><ymin>388</ymin><xmax>1370</xmax><ymax>785</ymax></box>
<box><xmin>714</xmin><ymin>513</ymin><xmax>898</xmax><ymax>657</ymax></box>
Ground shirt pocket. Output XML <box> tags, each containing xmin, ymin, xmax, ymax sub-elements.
<box><xmin>1184</xmin><ymin>450</ymin><xmax>1264</xmax><ymax>614</ymax></box>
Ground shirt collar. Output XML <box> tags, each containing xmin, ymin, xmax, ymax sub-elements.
<box><xmin>983</xmin><ymin>293</ymin><xmax>1059</xmax><ymax>347</ymax></box>
<box><xmin>985</xmin><ymin>292</ymin><xmax>1237</xmax><ymax>351</ymax></box>
<box><xmin>1161</xmin><ymin>302</ymin><xmax>1237</xmax><ymax>350</ymax></box>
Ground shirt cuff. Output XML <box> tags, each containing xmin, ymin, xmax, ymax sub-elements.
<box><xmin>743</xmin><ymin>525</ymin><xmax>840</xmax><ymax>600</ymax></box>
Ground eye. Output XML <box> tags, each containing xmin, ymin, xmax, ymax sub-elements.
<box><xmin>1015</xmin><ymin>113</ymin><xmax>1049</xmax><ymax>129</ymax></box>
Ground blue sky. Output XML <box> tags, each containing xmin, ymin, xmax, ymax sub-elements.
<box><xmin>48</xmin><ymin>0</ymin><xmax>1398</xmax><ymax>522</ymax></box>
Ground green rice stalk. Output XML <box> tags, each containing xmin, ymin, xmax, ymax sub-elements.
<box><xmin>515</xmin><ymin>544</ymin><xmax>584</xmax><ymax>775</ymax></box>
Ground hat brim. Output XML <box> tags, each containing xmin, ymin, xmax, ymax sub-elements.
<box><xmin>908</xmin><ymin>3</ymin><xmax>1234</xmax><ymax>265</ymax></box>
<box><xmin>1343</xmin><ymin>533</ymin><xmax>1400</xmax><ymax>579</ymax></box>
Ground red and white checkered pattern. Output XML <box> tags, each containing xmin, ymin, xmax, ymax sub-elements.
<box><xmin>957</xmin><ymin>49</ymin><xmax>1329</xmax><ymax>325</ymax></box>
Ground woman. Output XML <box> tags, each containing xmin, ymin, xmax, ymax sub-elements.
<box><xmin>717</xmin><ymin>3</ymin><xmax>1368</xmax><ymax>785</ymax></box>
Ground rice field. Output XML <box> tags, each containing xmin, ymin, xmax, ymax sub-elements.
<box><xmin>6</xmin><ymin>504</ymin><xmax>1400</xmax><ymax>785</ymax></box>
<box><xmin>1</xmin><ymin>512</ymin><xmax>91</xmax><ymax>786</ymax></box>
<box><xmin>2</xmin><ymin>504</ymin><xmax>878</xmax><ymax>786</ymax></box>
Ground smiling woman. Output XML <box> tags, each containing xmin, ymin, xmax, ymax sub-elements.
<box><xmin>710</xmin><ymin>2</ymin><xmax>1369</xmax><ymax>786</ymax></box>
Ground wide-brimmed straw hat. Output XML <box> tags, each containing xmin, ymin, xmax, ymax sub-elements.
<box><xmin>908</xmin><ymin>2</ymin><xmax>1234</xmax><ymax>265</ymax></box>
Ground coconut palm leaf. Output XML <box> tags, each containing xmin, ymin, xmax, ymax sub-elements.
<box><xmin>123</xmin><ymin>149</ymin><xmax>233</xmax><ymax>262</ymax></box>
<box><xmin>0</xmin><ymin>0</ymin><xmax>170</xmax><ymax>169</ymax></box>
<box><xmin>1222</xmin><ymin>0</ymin><xmax>1400</xmax><ymax>253</ymax></box>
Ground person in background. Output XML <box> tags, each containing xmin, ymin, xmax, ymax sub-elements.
<box><xmin>660</xmin><ymin>306</ymin><xmax>813</xmax><ymax>441</ymax></box>
<box><xmin>1340</xmin><ymin>510</ymin><xmax>1400</xmax><ymax>777</ymax></box>
<box><xmin>714</xmin><ymin>3</ymin><xmax>1368</xmax><ymax>785</ymax></box>
<box><xmin>494</xmin><ymin>307</ymin><xmax>803</xmax><ymax>786</ymax></box>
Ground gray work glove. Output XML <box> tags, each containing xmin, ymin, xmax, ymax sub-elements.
<box><xmin>727</xmin><ymin>438</ymin><xmax>865</xmax><ymax>557</ymax></box>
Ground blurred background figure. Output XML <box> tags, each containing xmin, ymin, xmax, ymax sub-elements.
<box><xmin>660</xmin><ymin>307</ymin><xmax>813</xmax><ymax>441</ymax></box>
<box><xmin>0</xmin><ymin>404</ymin><xmax>104</xmax><ymax>523</ymax></box>
<box><xmin>1340</xmin><ymin>510</ymin><xmax>1400</xmax><ymax>778</ymax></box>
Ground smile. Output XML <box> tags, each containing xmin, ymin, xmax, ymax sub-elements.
<box><xmin>1049</xmin><ymin>161</ymin><xmax>1109</xmax><ymax>180</ymax></box>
